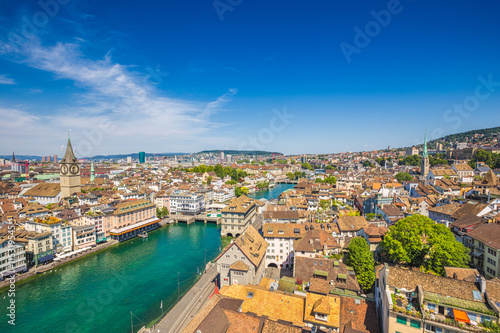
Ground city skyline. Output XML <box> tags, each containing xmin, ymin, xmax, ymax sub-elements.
<box><xmin>1</xmin><ymin>0</ymin><xmax>500</xmax><ymax>156</ymax></box>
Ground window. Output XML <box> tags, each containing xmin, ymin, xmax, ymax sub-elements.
<box><xmin>410</xmin><ymin>319</ymin><xmax>421</xmax><ymax>328</ymax></box>
<box><xmin>396</xmin><ymin>315</ymin><xmax>407</xmax><ymax>325</ymax></box>
<box><xmin>427</xmin><ymin>303</ymin><xmax>436</xmax><ymax>312</ymax></box>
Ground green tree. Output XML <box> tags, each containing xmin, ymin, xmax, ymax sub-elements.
<box><xmin>395</xmin><ymin>172</ymin><xmax>413</xmax><ymax>183</ymax></box>
<box><xmin>286</xmin><ymin>172</ymin><xmax>296</xmax><ymax>180</ymax></box>
<box><xmin>345</xmin><ymin>237</ymin><xmax>375</xmax><ymax>291</ymax></box>
<box><xmin>156</xmin><ymin>207</ymin><xmax>169</xmax><ymax>218</ymax></box>
<box><xmin>301</xmin><ymin>162</ymin><xmax>314</xmax><ymax>170</ymax></box>
<box><xmin>325</xmin><ymin>165</ymin><xmax>336</xmax><ymax>170</ymax></box>
<box><xmin>363</xmin><ymin>160</ymin><xmax>373</xmax><ymax>167</ymax></box>
<box><xmin>380</xmin><ymin>215</ymin><xmax>470</xmax><ymax>275</ymax></box>
<box><xmin>235</xmin><ymin>186</ymin><xmax>249</xmax><ymax>197</ymax></box>
<box><xmin>294</xmin><ymin>171</ymin><xmax>306</xmax><ymax>179</ymax></box>
<box><xmin>324</xmin><ymin>175</ymin><xmax>336</xmax><ymax>184</ymax></box>
<box><xmin>207</xmin><ymin>176</ymin><xmax>212</xmax><ymax>185</ymax></box>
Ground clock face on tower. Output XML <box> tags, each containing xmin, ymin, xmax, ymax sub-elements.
<box><xmin>61</xmin><ymin>165</ymin><xmax>68</xmax><ymax>175</ymax></box>
<box><xmin>70</xmin><ymin>164</ymin><xmax>80</xmax><ymax>175</ymax></box>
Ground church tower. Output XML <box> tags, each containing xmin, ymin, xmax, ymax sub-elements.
<box><xmin>90</xmin><ymin>161</ymin><xmax>95</xmax><ymax>183</ymax></box>
<box><xmin>421</xmin><ymin>131</ymin><xmax>430</xmax><ymax>177</ymax></box>
<box><xmin>60</xmin><ymin>135</ymin><xmax>81</xmax><ymax>198</ymax></box>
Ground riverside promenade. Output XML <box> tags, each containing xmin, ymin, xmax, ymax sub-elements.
<box><xmin>142</xmin><ymin>262</ymin><xmax>219</xmax><ymax>333</ymax></box>
<box><xmin>0</xmin><ymin>239</ymin><xmax>118</xmax><ymax>290</ymax></box>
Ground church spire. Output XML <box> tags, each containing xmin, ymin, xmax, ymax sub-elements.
<box><xmin>12</xmin><ymin>152</ymin><xmax>15</xmax><ymax>162</ymax></box>
<box><xmin>61</xmin><ymin>136</ymin><xmax>77</xmax><ymax>164</ymax></box>
<box><xmin>422</xmin><ymin>131</ymin><xmax>428</xmax><ymax>158</ymax></box>
<box><xmin>90</xmin><ymin>160</ymin><xmax>95</xmax><ymax>182</ymax></box>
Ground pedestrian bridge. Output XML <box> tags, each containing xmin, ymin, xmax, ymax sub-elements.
<box><xmin>171</xmin><ymin>215</ymin><xmax>221</xmax><ymax>225</ymax></box>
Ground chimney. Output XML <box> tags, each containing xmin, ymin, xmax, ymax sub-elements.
<box><xmin>453</xmin><ymin>273</ymin><xmax>458</xmax><ymax>279</ymax></box>
<box><xmin>479</xmin><ymin>276</ymin><xmax>487</xmax><ymax>294</ymax></box>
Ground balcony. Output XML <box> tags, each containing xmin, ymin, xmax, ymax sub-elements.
<box><xmin>423</xmin><ymin>310</ymin><xmax>483</xmax><ymax>332</ymax></box>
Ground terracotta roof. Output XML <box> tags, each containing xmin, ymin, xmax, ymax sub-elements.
<box><xmin>467</xmin><ymin>223</ymin><xmax>500</xmax><ymax>250</ymax></box>
<box><xmin>222</xmin><ymin>195</ymin><xmax>257</xmax><ymax>214</ymax></box>
<box><xmin>428</xmin><ymin>203</ymin><xmax>461</xmax><ymax>216</ymax></box>
<box><xmin>24</xmin><ymin>183</ymin><xmax>61</xmax><ymax>197</ymax></box>
<box><xmin>304</xmin><ymin>293</ymin><xmax>340</xmax><ymax>328</ymax></box>
<box><xmin>480</xmin><ymin>169</ymin><xmax>499</xmax><ymax>186</ymax></box>
<box><xmin>263</xmin><ymin>210</ymin><xmax>299</xmax><ymax>220</ymax></box>
<box><xmin>294</xmin><ymin>257</ymin><xmax>361</xmax><ymax>293</ymax></box>
<box><xmin>294</xmin><ymin>229</ymin><xmax>340</xmax><ymax>253</ymax></box>
<box><xmin>454</xmin><ymin>163</ymin><xmax>473</xmax><ymax>171</ymax></box>
<box><xmin>221</xmin><ymin>284</ymin><xmax>305</xmax><ymax>326</ymax></box>
<box><xmin>444</xmin><ymin>267</ymin><xmax>479</xmax><ymax>282</ymax></box>
<box><xmin>386</xmin><ymin>266</ymin><xmax>483</xmax><ymax>302</ymax></box>
<box><xmin>452</xmin><ymin>202</ymin><xmax>488</xmax><ymax>220</ymax></box>
<box><xmin>229</xmin><ymin>260</ymin><xmax>249</xmax><ymax>272</ymax></box>
<box><xmin>340</xmin><ymin>297</ymin><xmax>379</xmax><ymax>333</ymax></box>
<box><xmin>219</xmin><ymin>225</ymin><xmax>268</xmax><ymax>267</ymax></box>
<box><xmin>337</xmin><ymin>216</ymin><xmax>368</xmax><ymax>232</ymax></box>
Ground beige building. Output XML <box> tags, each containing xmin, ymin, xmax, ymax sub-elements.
<box><xmin>13</xmin><ymin>230</ymin><xmax>53</xmax><ymax>267</ymax></box>
<box><xmin>72</xmin><ymin>225</ymin><xmax>96</xmax><ymax>250</ymax></box>
<box><xmin>466</xmin><ymin>222</ymin><xmax>500</xmax><ymax>279</ymax></box>
<box><xmin>221</xmin><ymin>195</ymin><xmax>257</xmax><ymax>237</ymax></box>
<box><xmin>60</xmin><ymin>136</ymin><xmax>81</xmax><ymax>198</ymax></box>
<box><xmin>215</xmin><ymin>225</ymin><xmax>268</xmax><ymax>287</ymax></box>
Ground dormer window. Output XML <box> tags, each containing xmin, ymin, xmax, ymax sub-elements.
<box><xmin>315</xmin><ymin>313</ymin><xmax>328</xmax><ymax>322</ymax></box>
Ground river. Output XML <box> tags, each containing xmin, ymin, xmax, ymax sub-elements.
<box><xmin>0</xmin><ymin>223</ymin><xmax>221</xmax><ymax>333</ymax></box>
<box><xmin>248</xmin><ymin>183</ymin><xmax>295</xmax><ymax>200</ymax></box>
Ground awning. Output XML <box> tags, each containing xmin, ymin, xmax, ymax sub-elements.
<box><xmin>453</xmin><ymin>309</ymin><xmax>470</xmax><ymax>323</ymax></box>
<box><xmin>39</xmin><ymin>254</ymin><xmax>55</xmax><ymax>263</ymax></box>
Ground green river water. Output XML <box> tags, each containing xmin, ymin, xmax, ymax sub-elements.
<box><xmin>0</xmin><ymin>222</ymin><xmax>221</xmax><ymax>333</ymax></box>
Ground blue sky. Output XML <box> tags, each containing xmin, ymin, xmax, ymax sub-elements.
<box><xmin>0</xmin><ymin>0</ymin><xmax>499</xmax><ymax>156</ymax></box>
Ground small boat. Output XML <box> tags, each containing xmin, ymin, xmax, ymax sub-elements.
<box><xmin>138</xmin><ymin>231</ymin><xmax>148</xmax><ymax>238</ymax></box>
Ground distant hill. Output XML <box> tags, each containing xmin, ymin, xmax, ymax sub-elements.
<box><xmin>0</xmin><ymin>152</ymin><xmax>189</xmax><ymax>161</ymax></box>
<box><xmin>198</xmin><ymin>150</ymin><xmax>281</xmax><ymax>155</ymax></box>
<box><xmin>429</xmin><ymin>126</ymin><xmax>500</xmax><ymax>145</ymax></box>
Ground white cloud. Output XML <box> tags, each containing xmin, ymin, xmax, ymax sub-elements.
<box><xmin>0</xmin><ymin>74</ymin><xmax>16</xmax><ymax>85</ymax></box>
<box><xmin>0</xmin><ymin>37</ymin><xmax>239</xmax><ymax>155</ymax></box>
<box><xmin>200</xmin><ymin>88</ymin><xmax>238</xmax><ymax>118</ymax></box>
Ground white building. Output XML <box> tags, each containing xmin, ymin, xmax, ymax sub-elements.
<box><xmin>0</xmin><ymin>238</ymin><xmax>27</xmax><ymax>280</ymax></box>
<box><xmin>169</xmin><ymin>191</ymin><xmax>206</xmax><ymax>215</ymax></box>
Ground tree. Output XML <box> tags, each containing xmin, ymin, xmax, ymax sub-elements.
<box><xmin>235</xmin><ymin>186</ymin><xmax>249</xmax><ymax>197</ymax></box>
<box><xmin>207</xmin><ymin>176</ymin><xmax>212</xmax><ymax>185</ymax></box>
<box><xmin>301</xmin><ymin>162</ymin><xmax>314</xmax><ymax>170</ymax></box>
<box><xmin>325</xmin><ymin>165</ymin><xmax>336</xmax><ymax>170</ymax></box>
<box><xmin>156</xmin><ymin>207</ymin><xmax>169</xmax><ymax>218</ymax></box>
<box><xmin>380</xmin><ymin>215</ymin><xmax>470</xmax><ymax>275</ymax></box>
<box><xmin>345</xmin><ymin>237</ymin><xmax>375</xmax><ymax>291</ymax></box>
<box><xmin>286</xmin><ymin>172</ymin><xmax>295</xmax><ymax>180</ymax></box>
<box><xmin>324</xmin><ymin>175</ymin><xmax>336</xmax><ymax>184</ymax></box>
<box><xmin>395</xmin><ymin>172</ymin><xmax>413</xmax><ymax>183</ymax></box>
<box><xmin>319</xmin><ymin>199</ymin><xmax>330</xmax><ymax>211</ymax></box>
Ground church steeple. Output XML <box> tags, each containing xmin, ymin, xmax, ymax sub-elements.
<box><xmin>90</xmin><ymin>161</ymin><xmax>95</xmax><ymax>182</ymax></box>
<box><xmin>12</xmin><ymin>152</ymin><xmax>15</xmax><ymax>162</ymax></box>
<box><xmin>60</xmin><ymin>133</ymin><xmax>81</xmax><ymax>198</ymax></box>
<box><xmin>421</xmin><ymin>130</ymin><xmax>430</xmax><ymax>177</ymax></box>
<box><xmin>422</xmin><ymin>131</ymin><xmax>428</xmax><ymax>158</ymax></box>
<box><xmin>61</xmin><ymin>136</ymin><xmax>77</xmax><ymax>164</ymax></box>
